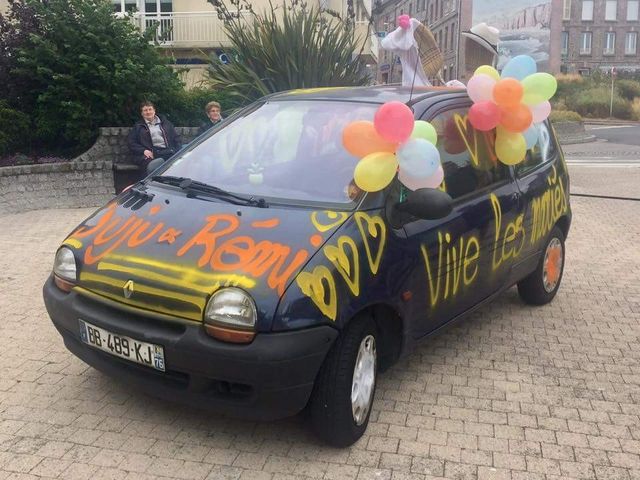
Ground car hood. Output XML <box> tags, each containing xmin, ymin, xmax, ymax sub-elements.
<box><xmin>61</xmin><ymin>187</ymin><xmax>351</xmax><ymax>327</ymax></box>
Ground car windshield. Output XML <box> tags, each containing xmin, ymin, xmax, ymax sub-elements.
<box><xmin>162</xmin><ymin>100</ymin><xmax>379</xmax><ymax>205</ymax></box>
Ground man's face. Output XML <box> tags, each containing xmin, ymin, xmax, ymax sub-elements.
<box><xmin>141</xmin><ymin>105</ymin><xmax>156</xmax><ymax>122</ymax></box>
<box><xmin>208</xmin><ymin>107</ymin><xmax>221</xmax><ymax>122</ymax></box>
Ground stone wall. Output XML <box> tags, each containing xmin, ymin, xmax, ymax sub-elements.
<box><xmin>0</xmin><ymin>161</ymin><xmax>114</xmax><ymax>216</ymax></box>
<box><xmin>553</xmin><ymin>121</ymin><xmax>596</xmax><ymax>145</ymax></box>
<box><xmin>0</xmin><ymin>127</ymin><xmax>199</xmax><ymax>216</ymax></box>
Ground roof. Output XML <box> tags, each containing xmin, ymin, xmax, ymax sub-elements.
<box><xmin>267</xmin><ymin>85</ymin><xmax>467</xmax><ymax>105</ymax></box>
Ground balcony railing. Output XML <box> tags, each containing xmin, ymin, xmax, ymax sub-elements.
<box><xmin>129</xmin><ymin>12</ymin><xmax>375</xmax><ymax>57</ymax></box>
<box><xmin>131</xmin><ymin>12</ymin><xmax>233</xmax><ymax>48</ymax></box>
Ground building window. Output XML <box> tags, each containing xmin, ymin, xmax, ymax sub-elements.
<box><xmin>626</xmin><ymin>32</ymin><xmax>638</xmax><ymax>54</ymax></box>
<box><xmin>628</xmin><ymin>1</ymin><xmax>639</xmax><ymax>21</ymax></box>
<box><xmin>604</xmin><ymin>31</ymin><xmax>616</xmax><ymax>54</ymax></box>
<box><xmin>582</xmin><ymin>0</ymin><xmax>594</xmax><ymax>20</ymax></box>
<box><xmin>112</xmin><ymin>0</ymin><xmax>137</xmax><ymax>13</ymax></box>
<box><xmin>580</xmin><ymin>31</ymin><xmax>592</xmax><ymax>54</ymax></box>
<box><xmin>561</xmin><ymin>31</ymin><xmax>569</xmax><ymax>54</ymax></box>
<box><xmin>605</xmin><ymin>0</ymin><xmax>617</xmax><ymax>20</ymax></box>
<box><xmin>563</xmin><ymin>0</ymin><xmax>572</xmax><ymax>20</ymax></box>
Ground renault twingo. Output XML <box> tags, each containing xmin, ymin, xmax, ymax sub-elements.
<box><xmin>43</xmin><ymin>86</ymin><xmax>571</xmax><ymax>446</ymax></box>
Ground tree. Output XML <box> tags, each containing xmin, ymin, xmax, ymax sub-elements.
<box><xmin>206</xmin><ymin>0</ymin><xmax>371</xmax><ymax>104</ymax></box>
<box><xmin>0</xmin><ymin>0</ymin><xmax>184</xmax><ymax>154</ymax></box>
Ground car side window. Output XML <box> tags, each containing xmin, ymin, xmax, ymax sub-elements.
<box><xmin>515</xmin><ymin>122</ymin><xmax>557</xmax><ymax>177</ymax></box>
<box><xmin>428</xmin><ymin>107</ymin><xmax>509</xmax><ymax>201</ymax></box>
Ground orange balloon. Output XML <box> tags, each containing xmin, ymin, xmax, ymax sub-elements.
<box><xmin>342</xmin><ymin>120</ymin><xmax>397</xmax><ymax>158</ymax></box>
<box><xmin>493</xmin><ymin>78</ymin><xmax>524</xmax><ymax>107</ymax></box>
<box><xmin>500</xmin><ymin>104</ymin><xmax>533</xmax><ymax>133</ymax></box>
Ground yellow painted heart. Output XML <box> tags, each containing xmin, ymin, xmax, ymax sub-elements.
<box><xmin>453</xmin><ymin>113</ymin><xmax>480</xmax><ymax>167</ymax></box>
<box><xmin>354</xmin><ymin>212</ymin><xmax>386</xmax><ymax>275</ymax></box>
<box><xmin>324</xmin><ymin>236</ymin><xmax>360</xmax><ymax>297</ymax></box>
<box><xmin>311</xmin><ymin>211</ymin><xmax>349</xmax><ymax>233</ymax></box>
<box><xmin>296</xmin><ymin>265</ymin><xmax>337</xmax><ymax>320</ymax></box>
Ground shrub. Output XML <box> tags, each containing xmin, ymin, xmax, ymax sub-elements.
<box><xmin>0</xmin><ymin>0</ymin><xmax>184</xmax><ymax>155</ymax></box>
<box><xmin>161</xmin><ymin>87</ymin><xmax>243</xmax><ymax>126</ymax></box>
<box><xmin>616</xmin><ymin>79</ymin><xmax>640</xmax><ymax>101</ymax></box>
<box><xmin>555</xmin><ymin>74</ymin><xmax>584</xmax><ymax>101</ymax></box>
<box><xmin>549</xmin><ymin>110</ymin><xmax>582</xmax><ymax>123</ymax></box>
<box><xmin>551</xmin><ymin>99</ymin><xmax>567</xmax><ymax>111</ymax></box>
<box><xmin>206</xmin><ymin>0</ymin><xmax>370</xmax><ymax>104</ymax></box>
<box><xmin>632</xmin><ymin>99</ymin><xmax>640</xmax><ymax>121</ymax></box>
<box><xmin>570</xmin><ymin>87</ymin><xmax>633</xmax><ymax>119</ymax></box>
<box><xmin>0</xmin><ymin>102</ymin><xmax>30</xmax><ymax>155</ymax></box>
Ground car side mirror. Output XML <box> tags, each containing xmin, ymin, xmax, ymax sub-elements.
<box><xmin>395</xmin><ymin>188</ymin><xmax>453</xmax><ymax>220</ymax></box>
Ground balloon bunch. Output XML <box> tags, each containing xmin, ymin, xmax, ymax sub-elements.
<box><xmin>466</xmin><ymin>55</ymin><xmax>557</xmax><ymax>166</ymax></box>
<box><xmin>342</xmin><ymin>101</ymin><xmax>443</xmax><ymax>192</ymax></box>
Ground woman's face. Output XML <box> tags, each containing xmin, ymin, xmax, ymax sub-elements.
<box><xmin>208</xmin><ymin>107</ymin><xmax>221</xmax><ymax>122</ymax></box>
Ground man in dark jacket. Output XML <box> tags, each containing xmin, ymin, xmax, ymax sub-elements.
<box><xmin>127</xmin><ymin>101</ymin><xmax>182</xmax><ymax>175</ymax></box>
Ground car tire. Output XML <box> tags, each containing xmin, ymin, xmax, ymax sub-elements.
<box><xmin>517</xmin><ymin>225</ymin><xmax>565</xmax><ymax>305</ymax></box>
<box><xmin>309</xmin><ymin>314</ymin><xmax>378</xmax><ymax>447</ymax></box>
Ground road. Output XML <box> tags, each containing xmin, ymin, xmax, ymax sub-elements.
<box><xmin>562</xmin><ymin>123</ymin><xmax>640</xmax><ymax>168</ymax></box>
<box><xmin>585</xmin><ymin>124</ymin><xmax>640</xmax><ymax>147</ymax></box>
<box><xmin>1</xmin><ymin>165</ymin><xmax>639</xmax><ymax>480</ymax></box>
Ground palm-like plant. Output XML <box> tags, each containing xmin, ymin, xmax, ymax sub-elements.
<box><xmin>207</xmin><ymin>0</ymin><xmax>370</xmax><ymax>105</ymax></box>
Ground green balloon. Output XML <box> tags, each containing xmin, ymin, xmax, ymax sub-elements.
<box><xmin>522</xmin><ymin>72</ymin><xmax>558</xmax><ymax>106</ymax></box>
<box><xmin>411</xmin><ymin>121</ymin><xmax>438</xmax><ymax>145</ymax></box>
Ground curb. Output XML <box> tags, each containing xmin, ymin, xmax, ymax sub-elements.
<box><xmin>583</xmin><ymin>119</ymin><xmax>640</xmax><ymax>126</ymax></box>
<box><xmin>558</xmin><ymin>134</ymin><xmax>597</xmax><ymax>145</ymax></box>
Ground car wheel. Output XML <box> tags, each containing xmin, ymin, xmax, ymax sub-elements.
<box><xmin>309</xmin><ymin>314</ymin><xmax>377</xmax><ymax>447</ymax></box>
<box><xmin>517</xmin><ymin>225</ymin><xmax>565</xmax><ymax>305</ymax></box>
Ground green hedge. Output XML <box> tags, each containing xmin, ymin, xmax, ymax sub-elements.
<box><xmin>0</xmin><ymin>102</ymin><xmax>30</xmax><ymax>156</ymax></box>
<box><xmin>570</xmin><ymin>87</ymin><xmax>633</xmax><ymax>120</ymax></box>
<box><xmin>549</xmin><ymin>110</ymin><xmax>582</xmax><ymax>123</ymax></box>
<box><xmin>616</xmin><ymin>79</ymin><xmax>640</xmax><ymax>101</ymax></box>
<box><xmin>160</xmin><ymin>87</ymin><xmax>244</xmax><ymax>127</ymax></box>
<box><xmin>554</xmin><ymin>74</ymin><xmax>640</xmax><ymax>120</ymax></box>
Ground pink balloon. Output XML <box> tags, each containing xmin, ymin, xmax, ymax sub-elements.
<box><xmin>398</xmin><ymin>165</ymin><xmax>444</xmax><ymax>191</ymax></box>
<box><xmin>467</xmin><ymin>74</ymin><xmax>496</xmax><ymax>103</ymax></box>
<box><xmin>468</xmin><ymin>101</ymin><xmax>502</xmax><ymax>132</ymax></box>
<box><xmin>374</xmin><ymin>101</ymin><xmax>414</xmax><ymax>143</ymax></box>
<box><xmin>530</xmin><ymin>101</ymin><xmax>551</xmax><ymax>123</ymax></box>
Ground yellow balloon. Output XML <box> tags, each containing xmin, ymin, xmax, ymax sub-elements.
<box><xmin>495</xmin><ymin>127</ymin><xmax>526</xmax><ymax>166</ymax></box>
<box><xmin>474</xmin><ymin>65</ymin><xmax>500</xmax><ymax>82</ymax></box>
<box><xmin>354</xmin><ymin>152</ymin><xmax>398</xmax><ymax>192</ymax></box>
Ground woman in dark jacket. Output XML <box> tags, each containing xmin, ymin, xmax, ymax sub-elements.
<box><xmin>127</xmin><ymin>101</ymin><xmax>182</xmax><ymax>175</ymax></box>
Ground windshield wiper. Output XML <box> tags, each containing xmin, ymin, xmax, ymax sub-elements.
<box><xmin>151</xmin><ymin>175</ymin><xmax>268</xmax><ymax>208</ymax></box>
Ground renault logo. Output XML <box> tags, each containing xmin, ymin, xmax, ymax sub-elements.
<box><xmin>123</xmin><ymin>280</ymin><xmax>135</xmax><ymax>299</ymax></box>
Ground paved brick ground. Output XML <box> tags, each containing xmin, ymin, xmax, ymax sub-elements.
<box><xmin>1</xmin><ymin>165</ymin><xmax>639</xmax><ymax>480</ymax></box>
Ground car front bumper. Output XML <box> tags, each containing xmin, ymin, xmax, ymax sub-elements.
<box><xmin>43</xmin><ymin>276</ymin><xmax>337</xmax><ymax>420</ymax></box>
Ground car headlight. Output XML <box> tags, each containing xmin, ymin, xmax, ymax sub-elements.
<box><xmin>203</xmin><ymin>288</ymin><xmax>257</xmax><ymax>343</ymax></box>
<box><xmin>53</xmin><ymin>247</ymin><xmax>77</xmax><ymax>292</ymax></box>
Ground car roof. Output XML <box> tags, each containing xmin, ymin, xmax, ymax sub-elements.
<box><xmin>267</xmin><ymin>85</ymin><xmax>468</xmax><ymax>106</ymax></box>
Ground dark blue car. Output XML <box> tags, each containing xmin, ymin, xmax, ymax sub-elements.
<box><xmin>43</xmin><ymin>86</ymin><xmax>571</xmax><ymax>446</ymax></box>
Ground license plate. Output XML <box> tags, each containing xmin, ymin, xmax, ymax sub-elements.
<box><xmin>79</xmin><ymin>319</ymin><xmax>165</xmax><ymax>372</ymax></box>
